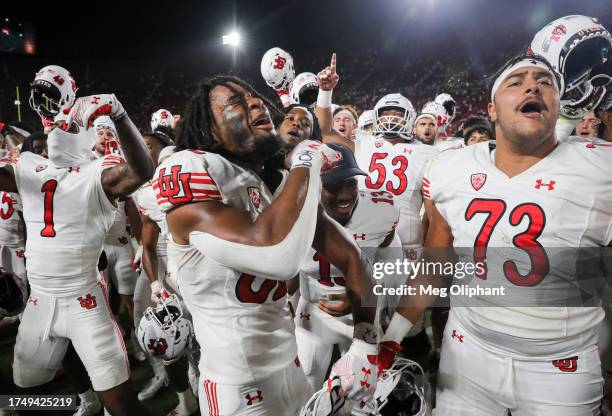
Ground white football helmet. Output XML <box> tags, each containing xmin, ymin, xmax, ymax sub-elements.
<box><xmin>419</xmin><ymin>101</ymin><xmax>448</xmax><ymax>130</ymax></box>
<box><xmin>434</xmin><ymin>93</ymin><xmax>457</xmax><ymax>125</ymax></box>
<box><xmin>0</xmin><ymin>271</ymin><xmax>29</xmax><ymax>318</ymax></box>
<box><xmin>357</xmin><ymin>110</ymin><xmax>375</xmax><ymax>130</ymax></box>
<box><xmin>137</xmin><ymin>294</ymin><xmax>192</xmax><ymax>363</ymax></box>
<box><xmin>151</xmin><ymin>109</ymin><xmax>174</xmax><ymax>131</ymax></box>
<box><xmin>529</xmin><ymin>15</ymin><xmax>612</xmax><ymax>119</ymax></box>
<box><xmin>353</xmin><ymin>357</ymin><xmax>428</xmax><ymax>416</ymax></box>
<box><xmin>290</xmin><ymin>72</ymin><xmax>319</xmax><ymax>105</ymax></box>
<box><xmin>372</xmin><ymin>93</ymin><xmax>416</xmax><ymax>140</ymax></box>
<box><xmin>29</xmin><ymin>65</ymin><xmax>77</xmax><ymax>121</ymax></box>
<box><xmin>261</xmin><ymin>47</ymin><xmax>296</xmax><ymax>92</ymax></box>
<box><xmin>299</xmin><ymin>382</ymin><xmax>352</xmax><ymax>416</ymax></box>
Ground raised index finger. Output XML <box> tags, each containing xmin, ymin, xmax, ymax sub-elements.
<box><xmin>330</xmin><ymin>53</ymin><xmax>337</xmax><ymax>74</ymax></box>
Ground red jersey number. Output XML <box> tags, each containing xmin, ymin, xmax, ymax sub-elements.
<box><xmin>465</xmin><ymin>198</ymin><xmax>548</xmax><ymax>286</ymax></box>
<box><xmin>40</xmin><ymin>180</ymin><xmax>58</xmax><ymax>237</ymax></box>
<box><xmin>313</xmin><ymin>252</ymin><xmax>345</xmax><ymax>287</ymax></box>
<box><xmin>364</xmin><ymin>153</ymin><xmax>408</xmax><ymax>195</ymax></box>
<box><xmin>0</xmin><ymin>193</ymin><xmax>15</xmax><ymax>220</ymax></box>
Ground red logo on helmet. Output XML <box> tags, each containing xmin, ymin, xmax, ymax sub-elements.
<box><xmin>273</xmin><ymin>56</ymin><xmax>287</xmax><ymax>70</ymax></box>
<box><xmin>147</xmin><ymin>338</ymin><xmax>168</xmax><ymax>355</ymax></box>
<box><xmin>470</xmin><ymin>173</ymin><xmax>487</xmax><ymax>191</ymax></box>
<box><xmin>552</xmin><ymin>24</ymin><xmax>567</xmax><ymax>36</ymax></box>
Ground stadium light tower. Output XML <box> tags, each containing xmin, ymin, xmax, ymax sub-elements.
<box><xmin>222</xmin><ymin>30</ymin><xmax>241</xmax><ymax>69</ymax></box>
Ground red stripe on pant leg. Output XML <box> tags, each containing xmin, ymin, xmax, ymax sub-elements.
<box><xmin>204</xmin><ymin>380</ymin><xmax>213</xmax><ymax>416</ymax></box>
<box><xmin>213</xmin><ymin>382</ymin><xmax>219</xmax><ymax>416</ymax></box>
<box><xmin>97</xmin><ymin>281</ymin><xmax>131</xmax><ymax>378</ymax></box>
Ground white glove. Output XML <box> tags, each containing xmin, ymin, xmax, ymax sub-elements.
<box><xmin>67</xmin><ymin>94</ymin><xmax>126</xmax><ymax>128</ymax></box>
<box><xmin>150</xmin><ymin>280</ymin><xmax>168</xmax><ymax>304</ymax></box>
<box><xmin>287</xmin><ymin>140</ymin><xmax>341</xmax><ymax>172</ymax></box>
<box><xmin>328</xmin><ymin>339</ymin><xmax>378</xmax><ymax>405</ymax></box>
<box><xmin>131</xmin><ymin>245</ymin><xmax>143</xmax><ymax>272</ymax></box>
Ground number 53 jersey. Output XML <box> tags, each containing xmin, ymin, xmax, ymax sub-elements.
<box><xmin>423</xmin><ymin>138</ymin><xmax>612</xmax><ymax>357</ymax></box>
<box><xmin>12</xmin><ymin>152</ymin><xmax>121</xmax><ymax>297</ymax></box>
<box><xmin>354</xmin><ymin>132</ymin><xmax>438</xmax><ymax>248</ymax></box>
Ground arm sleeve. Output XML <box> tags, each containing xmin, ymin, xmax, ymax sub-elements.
<box><xmin>189</xmin><ymin>167</ymin><xmax>322</xmax><ymax>281</ymax></box>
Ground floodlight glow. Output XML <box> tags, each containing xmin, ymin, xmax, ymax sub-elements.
<box><xmin>222</xmin><ymin>31</ymin><xmax>241</xmax><ymax>47</ymax></box>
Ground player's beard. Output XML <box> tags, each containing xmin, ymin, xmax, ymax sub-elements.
<box><xmin>497</xmin><ymin>117</ymin><xmax>554</xmax><ymax>154</ymax></box>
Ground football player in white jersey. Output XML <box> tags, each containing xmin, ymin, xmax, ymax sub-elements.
<box><xmin>0</xmin><ymin>188</ymin><xmax>26</xmax><ymax>281</ymax></box>
<box><xmin>412</xmin><ymin>108</ymin><xmax>438</xmax><ymax>146</ymax></box>
<box><xmin>0</xmin><ymin>94</ymin><xmax>155</xmax><ymax>415</ymax></box>
<box><xmin>155</xmin><ymin>75</ymin><xmax>379</xmax><ymax>415</ymax></box>
<box><xmin>377</xmin><ymin>54</ymin><xmax>612</xmax><ymax>415</ymax></box>
<box><xmin>132</xmin><ymin>133</ymin><xmax>199</xmax><ymax>415</ymax></box>
<box><xmin>295</xmin><ymin>142</ymin><xmax>400</xmax><ymax>392</ymax></box>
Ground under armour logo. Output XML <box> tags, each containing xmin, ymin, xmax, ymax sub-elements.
<box><xmin>78</xmin><ymin>294</ymin><xmax>97</xmax><ymax>310</ymax></box>
<box><xmin>118</xmin><ymin>236</ymin><xmax>128</xmax><ymax>245</ymax></box>
<box><xmin>147</xmin><ymin>338</ymin><xmax>168</xmax><ymax>355</ymax></box>
<box><xmin>300</xmin><ymin>312</ymin><xmax>310</xmax><ymax>320</ymax></box>
<box><xmin>360</xmin><ymin>367</ymin><xmax>372</xmax><ymax>389</ymax></box>
<box><xmin>16</xmin><ymin>250</ymin><xmax>24</xmax><ymax>258</ymax></box>
<box><xmin>535</xmin><ymin>179</ymin><xmax>555</xmax><ymax>190</ymax></box>
<box><xmin>273</xmin><ymin>56</ymin><xmax>286</xmax><ymax>70</ymax></box>
<box><xmin>28</xmin><ymin>297</ymin><xmax>38</xmax><ymax>306</ymax></box>
<box><xmin>552</xmin><ymin>356</ymin><xmax>578</xmax><ymax>373</ymax></box>
<box><xmin>91</xmin><ymin>96</ymin><xmax>101</xmax><ymax>105</ymax></box>
<box><xmin>451</xmin><ymin>329</ymin><xmax>464</xmax><ymax>343</ymax></box>
<box><xmin>245</xmin><ymin>390</ymin><xmax>263</xmax><ymax>405</ymax></box>
<box><xmin>68</xmin><ymin>167</ymin><xmax>81</xmax><ymax>173</ymax></box>
<box><xmin>164</xmin><ymin>271</ymin><xmax>172</xmax><ymax>278</ymax></box>
<box><xmin>354</xmin><ymin>233</ymin><xmax>366</xmax><ymax>241</ymax></box>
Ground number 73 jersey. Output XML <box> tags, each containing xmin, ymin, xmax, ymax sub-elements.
<box><xmin>354</xmin><ymin>132</ymin><xmax>438</xmax><ymax>248</ymax></box>
<box><xmin>12</xmin><ymin>152</ymin><xmax>121</xmax><ymax>297</ymax></box>
<box><xmin>423</xmin><ymin>138</ymin><xmax>612</xmax><ymax>356</ymax></box>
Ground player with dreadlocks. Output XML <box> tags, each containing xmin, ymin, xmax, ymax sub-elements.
<box><xmin>154</xmin><ymin>75</ymin><xmax>380</xmax><ymax>415</ymax></box>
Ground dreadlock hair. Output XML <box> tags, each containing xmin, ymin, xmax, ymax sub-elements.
<box><xmin>275</xmin><ymin>104</ymin><xmax>323</xmax><ymax>142</ymax></box>
<box><xmin>175</xmin><ymin>75</ymin><xmax>283</xmax><ymax>151</ymax></box>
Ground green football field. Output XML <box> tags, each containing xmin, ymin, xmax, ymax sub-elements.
<box><xmin>0</xmin><ymin>307</ymin><xmax>199</xmax><ymax>416</ymax></box>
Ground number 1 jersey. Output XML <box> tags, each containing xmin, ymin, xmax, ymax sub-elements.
<box><xmin>12</xmin><ymin>152</ymin><xmax>121</xmax><ymax>297</ymax></box>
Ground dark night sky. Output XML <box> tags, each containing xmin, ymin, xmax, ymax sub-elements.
<box><xmin>4</xmin><ymin>0</ymin><xmax>612</xmax><ymax>61</ymax></box>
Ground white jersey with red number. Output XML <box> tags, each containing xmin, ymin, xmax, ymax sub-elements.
<box><xmin>423</xmin><ymin>138</ymin><xmax>612</xmax><ymax>357</ymax></box>
<box><xmin>12</xmin><ymin>152</ymin><xmax>121</xmax><ymax>297</ymax></box>
<box><xmin>131</xmin><ymin>181</ymin><xmax>168</xmax><ymax>256</ymax></box>
<box><xmin>354</xmin><ymin>131</ymin><xmax>438</xmax><ymax>248</ymax></box>
<box><xmin>0</xmin><ymin>192</ymin><xmax>24</xmax><ymax>247</ymax></box>
<box><xmin>300</xmin><ymin>190</ymin><xmax>399</xmax><ymax>305</ymax></box>
<box><xmin>155</xmin><ymin>149</ymin><xmax>295</xmax><ymax>385</ymax></box>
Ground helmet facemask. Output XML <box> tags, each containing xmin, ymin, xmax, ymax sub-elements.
<box><xmin>373</xmin><ymin>107</ymin><xmax>411</xmax><ymax>140</ymax></box>
<box><xmin>29</xmin><ymin>81</ymin><xmax>64</xmax><ymax>119</ymax></box>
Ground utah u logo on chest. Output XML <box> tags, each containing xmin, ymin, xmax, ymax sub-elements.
<box><xmin>158</xmin><ymin>166</ymin><xmax>193</xmax><ymax>204</ymax></box>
